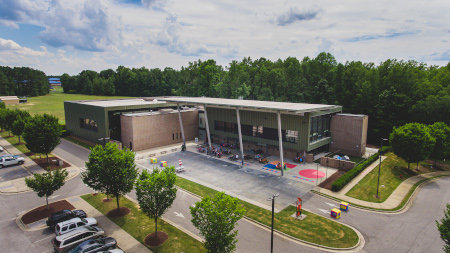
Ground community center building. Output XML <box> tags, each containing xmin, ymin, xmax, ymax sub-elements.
<box><xmin>64</xmin><ymin>97</ymin><xmax>368</xmax><ymax>164</ymax></box>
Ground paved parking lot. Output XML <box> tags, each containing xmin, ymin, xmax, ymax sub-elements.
<box><xmin>136</xmin><ymin>150</ymin><xmax>316</xmax><ymax>211</ymax></box>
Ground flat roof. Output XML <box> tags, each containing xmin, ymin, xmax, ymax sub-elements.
<box><xmin>67</xmin><ymin>98</ymin><xmax>168</xmax><ymax>108</ymax></box>
<box><xmin>157</xmin><ymin>97</ymin><xmax>341</xmax><ymax>113</ymax></box>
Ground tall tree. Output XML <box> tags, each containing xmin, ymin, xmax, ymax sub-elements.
<box><xmin>436</xmin><ymin>204</ymin><xmax>450</xmax><ymax>253</ymax></box>
<box><xmin>135</xmin><ymin>167</ymin><xmax>177</xmax><ymax>241</ymax></box>
<box><xmin>12</xmin><ymin>115</ymin><xmax>25</xmax><ymax>144</ymax></box>
<box><xmin>190</xmin><ymin>192</ymin><xmax>245</xmax><ymax>253</ymax></box>
<box><xmin>389</xmin><ymin>123</ymin><xmax>436</xmax><ymax>169</ymax></box>
<box><xmin>428</xmin><ymin>122</ymin><xmax>450</xmax><ymax>165</ymax></box>
<box><xmin>23</xmin><ymin>114</ymin><xmax>62</xmax><ymax>164</ymax></box>
<box><xmin>25</xmin><ymin>168</ymin><xmax>68</xmax><ymax>210</ymax></box>
<box><xmin>0</xmin><ymin>109</ymin><xmax>6</xmax><ymax>132</ymax></box>
<box><xmin>0</xmin><ymin>102</ymin><xmax>5</xmax><ymax>109</ymax></box>
<box><xmin>4</xmin><ymin>109</ymin><xmax>17</xmax><ymax>136</ymax></box>
<box><xmin>82</xmin><ymin>142</ymin><xmax>138</xmax><ymax>212</ymax></box>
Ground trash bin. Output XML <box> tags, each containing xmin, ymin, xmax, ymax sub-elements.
<box><xmin>58</xmin><ymin>159</ymin><xmax>64</xmax><ymax>166</ymax></box>
<box><xmin>182</xmin><ymin>144</ymin><xmax>186</xmax><ymax>151</ymax></box>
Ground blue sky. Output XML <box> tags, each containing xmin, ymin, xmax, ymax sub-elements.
<box><xmin>0</xmin><ymin>0</ymin><xmax>449</xmax><ymax>75</ymax></box>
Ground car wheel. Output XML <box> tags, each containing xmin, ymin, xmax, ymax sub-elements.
<box><xmin>19</xmin><ymin>161</ymin><xmax>24</xmax><ymax>165</ymax></box>
<box><xmin>108</xmin><ymin>247</ymin><xmax>113</xmax><ymax>250</ymax></box>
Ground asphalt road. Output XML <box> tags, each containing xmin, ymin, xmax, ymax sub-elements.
<box><xmin>1</xmin><ymin>139</ymin><xmax>448</xmax><ymax>253</ymax></box>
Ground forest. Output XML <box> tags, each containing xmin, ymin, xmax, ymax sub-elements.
<box><xmin>0</xmin><ymin>66</ymin><xmax>49</xmax><ymax>97</ymax></box>
<box><xmin>1</xmin><ymin>53</ymin><xmax>449</xmax><ymax>144</ymax></box>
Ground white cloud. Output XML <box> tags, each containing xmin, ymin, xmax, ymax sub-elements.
<box><xmin>0</xmin><ymin>0</ymin><xmax>449</xmax><ymax>74</ymax></box>
<box><xmin>0</xmin><ymin>38</ymin><xmax>53</xmax><ymax>65</ymax></box>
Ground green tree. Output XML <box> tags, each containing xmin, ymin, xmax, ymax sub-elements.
<box><xmin>23</xmin><ymin>114</ymin><xmax>62</xmax><ymax>164</ymax></box>
<box><xmin>389</xmin><ymin>123</ymin><xmax>436</xmax><ymax>169</ymax></box>
<box><xmin>0</xmin><ymin>102</ymin><xmax>5</xmax><ymax>109</ymax></box>
<box><xmin>135</xmin><ymin>167</ymin><xmax>177</xmax><ymax>240</ymax></box>
<box><xmin>428</xmin><ymin>122</ymin><xmax>450</xmax><ymax>165</ymax></box>
<box><xmin>4</xmin><ymin>109</ymin><xmax>17</xmax><ymax>136</ymax></box>
<box><xmin>82</xmin><ymin>142</ymin><xmax>138</xmax><ymax>212</ymax></box>
<box><xmin>0</xmin><ymin>109</ymin><xmax>6</xmax><ymax>131</ymax></box>
<box><xmin>436</xmin><ymin>204</ymin><xmax>450</xmax><ymax>253</ymax></box>
<box><xmin>12</xmin><ymin>115</ymin><xmax>26</xmax><ymax>144</ymax></box>
<box><xmin>190</xmin><ymin>192</ymin><xmax>245</xmax><ymax>253</ymax></box>
<box><xmin>25</xmin><ymin>168</ymin><xmax>68</xmax><ymax>210</ymax></box>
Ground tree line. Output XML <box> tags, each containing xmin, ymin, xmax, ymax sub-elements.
<box><xmin>0</xmin><ymin>66</ymin><xmax>49</xmax><ymax>97</ymax></box>
<box><xmin>59</xmin><ymin>53</ymin><xmax>450</xmax><ymax>144</ymax></box>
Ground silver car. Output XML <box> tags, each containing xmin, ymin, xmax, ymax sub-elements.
<box><xmin>52</xmin><ymin>226</ymin><xmax>104</xmax><ymax>253</ymax></box>
<box><xmin>55</xmin><ymin>217</ymin><xmax>98</xmax><ymax>236</ymax></box>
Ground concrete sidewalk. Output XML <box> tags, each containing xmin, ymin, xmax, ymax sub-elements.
<box><xmin>0</xmin><ymin>136</ymin><xmax>79</xmax><ymax>194</ymax></box>
<box><xmin>68</xmin><ymin>196</ymin><xmax>152</xmax><ymax>253</ymax></box>
<box><xmin>314</xmin><ymin>163</ymin><xmax>450</xmax><ymax>209</ymax></box>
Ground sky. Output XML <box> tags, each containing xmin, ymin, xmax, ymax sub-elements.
<box><xmin>0</xmin><ymin>0</ymin><xmax>449</xmax><ymax>75</ymax></box>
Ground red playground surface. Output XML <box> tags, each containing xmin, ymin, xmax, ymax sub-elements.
<box><xmin>299</xmin><ymin>169</ymin><xmax>325</xmax><ymax>179</ymax></box>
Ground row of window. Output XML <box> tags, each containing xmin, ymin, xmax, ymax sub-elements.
<box><xmin>79</xmin><ymin>118</ymin><xmax>98</xmax><ymax>132</ymax></box>
<box><xmin>310</xmin><ymin>115</ymin><xmax>331</xmax><ymax>142</ymax></box>
<box><xmin>214</xmin><ymin>120</ymin><xmax>298</xmax><ymax>144</ymax></box>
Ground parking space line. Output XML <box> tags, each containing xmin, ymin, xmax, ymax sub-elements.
<box><xmin>34</xmin><ymin>235</ymin><xmax>55</xmax><ymax>244</ymax></box>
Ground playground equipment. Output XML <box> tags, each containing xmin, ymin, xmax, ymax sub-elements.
<box><xmin>259</xmin><ymin>158</ymin><xmax>269</xmax><ymax>164</ymax></box>
<box><xmin>296</xmin><ymin>198</ymin><xmax>302</xmax><ymax>217</ymax></box>
<box><xmin>150</xmin><ymin>158</ymin><xmax>157</xmax><ymax>164</ymax></box>
<box><xmin>340</xmin><ymin>201</ymin><xmax>349</xmax><ymax>211</ymax></box>
<box><xmin>160</xmin><ymin>161</ymin><xmax>167</xmax><ymax>167</ymax></box>
<box><xmin>331</xmin><ymin>208</ymin><xmax>341</xmax><ymax>219</ymax></box>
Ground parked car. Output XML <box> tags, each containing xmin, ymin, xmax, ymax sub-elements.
<box><xmin>0</xmin><ymin>146</ymin><xmax>3</xmax><ymax>152</ymax></box>
<box><xmin>69</xmin><ymin>237</ymin><xmax>117</xmax><ymax>253</ymax></box>
<box><xmin>52</xmin><ymin>226</ymin><xmax>104</xmax><ymax>253</ymax></box>
<box><xmin>0</xmin><ymin>155</ymin><xmax>25</xmax><ymax>168</ymax></box>
<box><xmin>55</xmin><ymin>217</ymin><xmax>98</xmax><ymax>236</ymax></box>
<box><xmin>97</xmin><ymin>250</ymin><xmax>124</xmax><ymax>253</ymax></box>
<box><xmin>47</xmin><ymin>209</ymin><xmax>87</xmax><ymax>228</ymax></box>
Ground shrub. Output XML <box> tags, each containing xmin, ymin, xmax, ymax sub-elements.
<box><xmin>331</xmin><ymin>146</ymin><xmax>389</xmax><ymax>192</ymax></box>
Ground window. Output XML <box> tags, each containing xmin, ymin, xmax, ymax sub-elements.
<box><xmin>69</xmin><ymin>224</ymin><xmax>76</xmax><ymax>229</ymax></box>
<box><xmin>79</xmin><ymin>118</ymin><xmax>98</xmax><ymax>132</ymax></box>
<box><xmin>252</xmin><ymin>126</ymin><xmax>263</xmax><ymax>137</ymax></box>
<box><xmin>215</xmin><ymin>121</ymin><xmax>224</xmax><ymax>131</ymax></box>
<box><xmin>310</xmin><ymin>114</ymin><xmax>331</xmax><ymax>142</ymax></box>
<box><xmin>199</xmin><ymin>117</ymin><xmax>202</xmax><ymax>125</ymax></box>
<box><xmin>285</xmin><ymin>130</ymin><xmax>298</xmax><ymax>143</ymax></box>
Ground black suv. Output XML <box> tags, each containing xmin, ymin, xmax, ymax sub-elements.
<box><xmin>47</xmin><ymin>210</ymin><xmax>87</xmax><ymax>228</ymax></box>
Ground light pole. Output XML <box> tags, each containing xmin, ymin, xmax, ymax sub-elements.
<box><xmin>267</xmin><ymin>193</ymin><xmax>279</xmax><ymax>253</ymax></box>
<box><xmin>376</xmin><ymin>138</ymin><xmax>388</xmax><ymax>198</ymax></box>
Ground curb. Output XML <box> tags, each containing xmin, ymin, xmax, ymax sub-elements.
<box><xmin>311</xmin><ymin>174</ymin><xmax>450</xmax><ymax>214</ymax></box>
<box><xmin>0</xmin><ymin>157</ymin><xmax>80</xmax><ymax>195</ymax></box>
<box><xmin>175</xmin><ymin>186</ymin><xmax>364</xmax><ymax>252</ymax></box>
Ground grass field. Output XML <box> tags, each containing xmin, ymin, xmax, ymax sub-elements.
<box><xmin>7</xmin><ymin>87</ymin><xmax>130</xmax><ymax>124</ymax></box>
<box><xmin>176</xmin><ymin>177</ymin><xmax>359</xmax><ymax>248</ymax></box>
<box><xmin>345</xmin><ymin>152</ymin><xmax>441</xmax><ymax>202</ymax></box>
<box><xmin>81</xmin><ymin>194</ymin><xmax>206</xmax><ymax>253</ymax></box>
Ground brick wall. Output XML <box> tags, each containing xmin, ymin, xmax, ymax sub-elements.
<box><xmin>121</xmin><ymin>110</ymin><xmax>199</xmax><ymax>151</ymax></box>
<box><xmin>329</xmin><ymin>114</ymin><xmax>368</xmax><ymax>157</ymax></box>
<box><xmin>320</xmin><ymin>156</ymin><xmax>355</xmax><ymax>171</ymax></box>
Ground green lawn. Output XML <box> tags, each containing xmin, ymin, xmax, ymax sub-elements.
<box><xmin>81</xmin><ymin>194</ymin><xmax>206</xmax><ymax>253</ymax></box>
<box><xmin>346</xmin><ymin>152</ymin><xmax>437</xmax><ymax>202</ymax></box>
<box><xmin>349</xmin><ymin>156</ymin><xmax>365</xmax><ymax>164</ymax></box>
<box><xmin>176</xmin><ymin>177</ymin><xmax>359</xmax><ymax>248</ymax></box>
<box><xmin>7</xmin><ymin>87</ymin><xmax>130</xmax><ymax>124</ymax></box>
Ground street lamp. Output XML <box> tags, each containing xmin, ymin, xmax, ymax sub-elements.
<box><xmin>267</xmin><ymin>193</ymin><xmax>279</xmax><ymax>253</ymax></box>
<box><xmin>376</xmin><ymin>138</ymin><xmax>388</xmax><ymax>198</ymax></box>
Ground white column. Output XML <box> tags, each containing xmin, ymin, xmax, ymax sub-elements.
<box><xmin>236</xmin><ymin>108</ymin><xmax>245</xmax><ymax>167</ymax></box>
<box><xmin>203</xmin><ymin>104</ymin><xmax>213</xmax><ymax>155</ymax></box>
<box><xmin>277</xmin><ymin>111</ymin><xmax>284</xmax><ymax>176</ymax></box>
<box><xmin>177</xmin><ymin>103</ymin><xmax>186</xmax><ymax>148</ymax></box>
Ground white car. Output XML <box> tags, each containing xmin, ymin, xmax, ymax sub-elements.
<box><xmin>0</xmin><ymin>155</ymin><xmax>25</xmax><ymax>168</ymax></box>
<box><xmin>0</xmin><ymin>146</ymin><xmax>3</xmax><ymax>152</ymax></box>
<box><xmin>55</xmin><ymin>217</ymin><xmax>98</xmax><ymax>236</ymax></box>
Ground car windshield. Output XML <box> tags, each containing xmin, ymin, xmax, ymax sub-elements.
<box><xmin>70</xmin><ymin>245</ymin><xmax>82</xmax><ymax>253</ymax></box>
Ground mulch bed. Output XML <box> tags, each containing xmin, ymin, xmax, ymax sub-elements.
<box><xmin>144</xmin><ymin>232</ymin><xmax>169</xmax><ymax>247</ymax></box>
<box><xmin>318</xmin><ymin>171</ymin><xmax>342</xmax><ymax>191</ymax></box>
<box><xmin>102</xmin><ymin>198</ymin><xmax>112</xmax><ymax>203</ymax></box>
<box><xmin>21</xmin><ymin>200</ymin><xmax>75</xmax><ymax>225</ymax></box>
<box><xmin>106</xmin><ymin>207</ymin><xmax>130</xmax><ymax>218</ymax></box>
<box><xmin>25</xmin><ymin>152</ymin><xmax>71</xmax><ymax>171</ymax></box>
